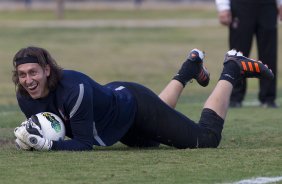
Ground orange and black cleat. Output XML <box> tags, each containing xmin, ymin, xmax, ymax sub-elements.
<box><xmin>173</xmin><ymin>49</ymin><xmax>210</xmax><ymax>87</ymax></box>
<box><xmin>195</xmin><ymin>64</ymin><xmax>210</xmax><ymax>87</ymax></box>
<box><xmin>224</xmin><ymin>49</ymin><xmax>274</xmax><ymax>80</ymax></box>
<box><xmin>189</xmin><ymin>49</ymin><xmax>210</xmax><ymax>87</ymax></box>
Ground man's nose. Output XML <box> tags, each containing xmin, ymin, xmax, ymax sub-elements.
<box><xmin>26</xmin><ymin>74</ymin><xmax>33</xmax><ymax>84</ymax></box>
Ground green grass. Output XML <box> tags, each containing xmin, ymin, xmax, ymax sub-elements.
<box><xmin>0</xmin><ymin>7</ymin><xmax>282</xmax><ymax>184</ymax></box>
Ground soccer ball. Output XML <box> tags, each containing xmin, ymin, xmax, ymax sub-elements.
<box><xmin>29</xmin><ymin>112</ymin><xmax>66</xmax><ymax>141</ymax></box>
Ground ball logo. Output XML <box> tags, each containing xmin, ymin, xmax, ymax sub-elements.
<box><xmin>42</xmin><ymin>112</ymin><xmax>62</xmax><ymax>133</ymax></box>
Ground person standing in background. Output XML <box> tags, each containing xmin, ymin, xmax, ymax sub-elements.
<box><xmin>215</xmin><ymin>0</ymin><xmax>282</xmax><ymax>108</ymax></box>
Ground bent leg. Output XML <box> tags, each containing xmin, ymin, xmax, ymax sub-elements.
<box><xmin>122</xmin><ymin>82</ymin><xmax>223</xmax><ymax>149</ymax></box>
<box><xmin>203</xmin><ymin>80</ymin><xmax>233</xmax><ymax>119</ymax></box>
<box><xmin>159</xmin><ymin>49</ymin><xmax>209</xmax><ymax>109</ymax></box>
<box><xmin>159</xmin><ymin>73</ymin><xmax>233</xmax><ymax>120</ymax></box>
<box><xmin>159</xmin><ymin>80</ymin><xmax>184</xmax><ymax>109</ymax></box>
<box><xmin>122</xmin><ymin>50</ymin><xmax>272</xmax><ymax>149</ymax></box>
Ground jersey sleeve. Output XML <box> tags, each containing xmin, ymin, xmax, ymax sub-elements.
<box><xmin>215</xmin><ymin>0</ymin><xmax>230</xmax><ymax>12</ymax></box>
<box><xmin>51</xmin><ymin>83</ymin><xmax>95</xmax><ymax>151</ymax></box>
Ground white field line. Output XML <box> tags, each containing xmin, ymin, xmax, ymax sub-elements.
<box><xmin>230</xmin><ymin>176</ymin><xmax>282</xmax><ymax>184</ymax></box>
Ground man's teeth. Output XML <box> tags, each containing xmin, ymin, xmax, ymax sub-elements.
<box><xmin>28</xmin><ymin>84</ymin><xmax>37</xmax><ymax>90</ymax></box>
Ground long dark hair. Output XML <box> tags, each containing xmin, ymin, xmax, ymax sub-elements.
<box><xmin>12</xmin><ymin>46</ymin><xmax>63</xmax><ymax>97</ymax></box>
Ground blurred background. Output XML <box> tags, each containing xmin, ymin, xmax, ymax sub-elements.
<box><xmin>0</xmin><ymin>1</ymin><xmax>215</xmax><ymax>12</ymax></box>
<box><xmin>0</xmin><ymin>1</ymin><xmax>282</xmax><ymax>183</ymax></box>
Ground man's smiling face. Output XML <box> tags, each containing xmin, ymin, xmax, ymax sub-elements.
<box><xmin>17</xmin><ymin>63</ymin><xmax>50</xmax><ymax>99</ymax></box>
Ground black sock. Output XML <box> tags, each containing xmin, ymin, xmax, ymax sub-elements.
<box><xmin>173</xmin><ymin>59</ymin><xmax>200</xmax><ymax>87</ymax></box>
<box><xmin>219</xmin><ymin>61</ymin><xmax>241</xmax><ymax>86</ymax></box>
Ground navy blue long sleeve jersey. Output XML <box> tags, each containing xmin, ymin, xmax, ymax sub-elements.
<box><xmin>17</xmin><ymin>70</ymin><xmax>137</xmax><ymax>151</ymax></box>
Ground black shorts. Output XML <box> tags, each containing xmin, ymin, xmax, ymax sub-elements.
<box><xmin>115</xmin><ymin>82</ymin><xmax>224</xmax><ymax>149</ymax></box>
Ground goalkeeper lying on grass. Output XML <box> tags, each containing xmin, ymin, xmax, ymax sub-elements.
<box><xmin>13</xmin><ymin>46</ymin><xmax>274</xmax><ymax>151</ymax></box>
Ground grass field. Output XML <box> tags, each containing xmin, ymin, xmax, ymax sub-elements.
<box><xmin>0</xmin><ymin>5</ymin><xmax>282</xmax><ymax>184</ymax></box>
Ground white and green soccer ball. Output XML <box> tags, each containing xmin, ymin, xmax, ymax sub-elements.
<box><xmin>30</xmin><ymin>112</ymin><xmax>66</xmax><ymax>141</ymax></box>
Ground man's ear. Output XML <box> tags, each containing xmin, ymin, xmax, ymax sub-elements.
<box><xmin>45</xmin><ymin>64</ymin><xmax>51</xmax><ymax>77</ymax></box>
